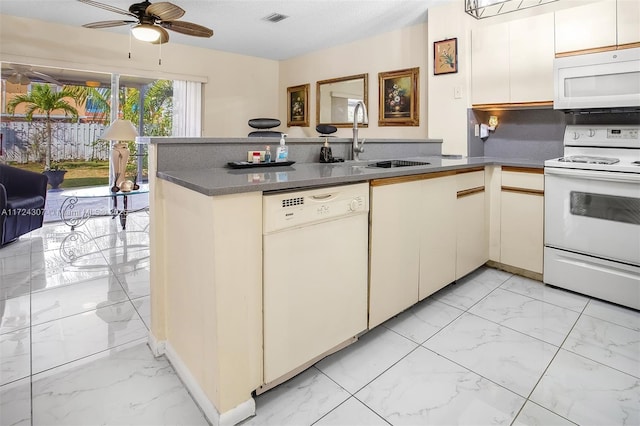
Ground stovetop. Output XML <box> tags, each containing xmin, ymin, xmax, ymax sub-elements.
<box><xmin>545</xmin><ymin>125</ymin><xmax>640</xmax><ymax>174</ymax></box>
<box><xmin>558</xmin><ymin>156</ymin><xmax>620</xmax><ymax>165</ymax></box>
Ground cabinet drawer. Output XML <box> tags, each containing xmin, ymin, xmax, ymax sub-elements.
<box><xmin>501</xmin><ymin>168</ymin><xmax>544</xmax><ymax>192</ymax></box>
<box><xmin>456</xmin><ymin>169</ymin><xmax>484</xmax><ymax>192</ymax></box>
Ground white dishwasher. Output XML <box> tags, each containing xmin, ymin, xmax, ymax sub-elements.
<box><xmin>262</xmin><ymin>182</ymin><xmax>369</xmax><ymax>385</ymax></box>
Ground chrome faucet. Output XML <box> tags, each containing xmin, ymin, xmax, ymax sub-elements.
<box><xmin>352</xmin><ymin>100</ymin><xmax>368</xmax><ymax>161</ymax></box>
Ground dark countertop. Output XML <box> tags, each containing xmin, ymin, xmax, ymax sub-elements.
<box><xmin>157</xmin><ymin>156</ymin><xmax>544</xmax><ymax>196</ymax></box>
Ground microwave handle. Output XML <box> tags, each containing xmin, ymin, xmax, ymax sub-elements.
<box><xmin>545</xmin><ymin>167</ymin><xmax>640</xmax><ymax>183</ymax></box>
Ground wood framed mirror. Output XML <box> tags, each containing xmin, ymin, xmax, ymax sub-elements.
<box><xmin>316</xmin><ymin>73</ymin><xmax>368</xmax><ymax>128</ymax></box>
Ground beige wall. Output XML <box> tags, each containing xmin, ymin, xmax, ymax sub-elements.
<box><xmin>0</xmin><ymin>14</ymin><xmax>279</xmax><ymax>137</ymax></box>
<box><xmin>279</xmin><ymin>23</ymin><xmax>430</xmax><ymax>140</ymax></box>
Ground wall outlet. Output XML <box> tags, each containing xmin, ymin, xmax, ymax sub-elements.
<box><xmin>474</xmin><ymin>124</ymin><xmax>479</xmax><ymax>137</ymax></box>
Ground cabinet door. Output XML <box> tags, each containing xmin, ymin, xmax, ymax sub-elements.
<box><xmin>509</xmin><ymin>13</ymin><xmax>554</xmax><ymax>103</ymax></box>
<box><xmin>500</xmin><ymin>169</ymin><xmax>544</xmax><ymax>274</ymax></box>
<box><xmin>419</xmin><ymin>175</ymin><xmax>456</xmax><ymax>300</ymax></box>
<box><xmin>471</xmin><ymin>22</ymin><xmax>510</xmax><ymax>105</ymax></box>
<box><xmin>456</xmin><ymin>191</ymin><xmax>488</xmax><ymax>279</ymax></box>
<box><xmin>618</xmin><ymin>0</ymin><xmax>640</xmax><ymax>46</ymax></box>
<box><xmin>369</xmin><ymin>181</ymin><xmax>420</xmax><ymax>328</ymax></box>
<box><xmin>555</xmin><ymin>1</ymin><xmax>617</xmax><ymax>54</ymax></box>
<box><xmin>500</xmin><ymin>191</ymin><xmax>544</xmax><ymax>274</ymax></box>
<box><xmin>455</xmin><ymin>170</ymin><xmax>488</xmax><ymax>279</ymax></box>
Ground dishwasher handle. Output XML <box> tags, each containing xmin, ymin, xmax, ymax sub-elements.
<box><xmin>310</xmin><ymin>193</ymin><xmax>335</xmax><ymax>201</ymax></box>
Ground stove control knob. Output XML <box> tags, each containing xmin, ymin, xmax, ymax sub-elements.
<box><xmin>572</xmin><ymin>132</ymin><xmax>581</xmax><ymax>140</ymax></box>
<box><xmin>588</xmin><ymin>129</ymin><xmax>596</xmax><ymax>137</ymax></box>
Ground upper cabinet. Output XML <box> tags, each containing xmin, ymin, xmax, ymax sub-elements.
<box><xmin>509</xmin><ymin>13</ymin><xmax>555</xmax><ymax>103</ymax></box>
<box><xmin>471</xmin><ymin>13</ymin><xmax>554</xmax><ymax>106</ymax></box>
<box><xmin>471</xmin><ymin>22</ymin><xmax>510</xmax><ymax>105</ymax></box>
<box><xmin>555</xmin><ymin>1</ymin><xmax>617</xmax><ymax>54</ymax></box>
<box><xmin>618</xmin><ymin>0</ymin><xmax>640</xmax><ymax>46</ymax></box>
<box><xmin>555</xmin><ymin>0</ymin><xmax>640</xmax><ymax>55</ymax></box>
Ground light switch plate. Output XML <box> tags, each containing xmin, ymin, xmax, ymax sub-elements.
<box><xmin>454</xmin><ymin>86</ymin><xmax>462</xmax><ymax>99</ymax></box>
<box><xmin>474</xmin><ymin>124</ymin><xmax>479</xmax><ymax>137</ymax></box>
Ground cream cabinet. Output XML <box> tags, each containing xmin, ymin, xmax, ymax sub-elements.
<box><xmin>471</xmin><ymin>14</ymin><xmax>554</xmax><ymax>105</ymax></box>
<box><xmin>555</xmin><ymin>1</ymin><xmax>617</xmax><ymax>54</ymax></box>
<box><xmin>509</xmin><ymin>13</ymin><xmax>555</xmax><ymax>103</ymax></box>
<box><xmin>618</xmin><ymin>0</ymin><xmax>640</xmax><ymax>46</ymax></box>
<box><xmin>471</xmin><ymin>22</ymin><xmax>510</xmax><ymax>105</ymax></box>
<box><xmin>369</xmin><ymin>172</ymin><xmax>460</xmax><ymax>328</ymax></box>
<box><xmin>499</xmin><ymin>167</ymin><xmax>544</xmax><ymax>274</ymax></box>
<box><xmin>419</xmin><ymin>174</ymin><xmax>457</xmax><ymax>300</ymax></box>
<box><xmin>369</xmin><ymin>179</ymin><xmax>421</xmax><ymax>328</ymax></box>
<box><xmin>455</xmin><ymin>169</ymin><xmax>488</xmax><ymax>279</ymax></box>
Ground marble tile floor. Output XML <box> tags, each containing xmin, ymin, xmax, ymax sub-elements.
<box><xmin>1</xmin><ymin>215</ymin><xmax>639</xmax><ymax>426</ymax></box>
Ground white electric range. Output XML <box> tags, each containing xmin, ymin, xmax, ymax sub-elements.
<box><xmin>544</xmin><ymin>125</ymin><xmax>640</xmax><ymax>310</ymax></box>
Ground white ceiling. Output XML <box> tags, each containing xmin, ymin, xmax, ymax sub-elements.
<box><xmin>0</xmin><ymin>0</ymin><xmax>443</xmax><ymax>61</ymax></box>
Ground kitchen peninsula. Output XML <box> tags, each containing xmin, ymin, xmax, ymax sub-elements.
<box><xmin>147</xmin><ymin>136</ymin><xmax>543</xmax><ymax>426</ymax></box>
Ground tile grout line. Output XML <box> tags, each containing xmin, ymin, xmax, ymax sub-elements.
<box><xmin>512</xmin><ymin>297</ymin><xmax>591</xmax><ymax>425</ymax></box>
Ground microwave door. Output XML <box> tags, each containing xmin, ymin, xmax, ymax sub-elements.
<box><xmin>553</xmin><ymin>48</ymin><xmax>640</xmax><ymax>110</ymax></box>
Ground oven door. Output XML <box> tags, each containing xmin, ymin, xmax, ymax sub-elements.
<box><xmin>545</xmin><ymin>167</ymin><xmax>640</xmax><ymax>266</ymax></box>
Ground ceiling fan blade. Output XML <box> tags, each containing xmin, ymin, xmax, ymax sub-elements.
<box><xmin>83</xmin><ymin>20</ymin><xmax>136</xmax><ymax>29</ymax></box>
<box><xmin>77</xmin><ymin>0</ymin><xmax>138</xmax><ymax>18</ymax></box>
<box><xmin>161</xmin><ymin>20</ymin><xmax>213</xmax><ymax>38</ymax></box>
<box><xmin>29</xmin><ymin>71</ymin><xmax>63</xmax><ymax>86</ymax></box>
<box><xmin>151</xmin><ymin>26</ymin><xmax>170</xmax><ymax>44</ymax></box>
<box><xmin>146</xmin><ymin>2</ymin><xmax>185</xmax><ymax>21</ymax></box>
<box><xmin>7</xmin><ymin>73</ymin><xmax>31</xmax><ymax>85</ymax></box>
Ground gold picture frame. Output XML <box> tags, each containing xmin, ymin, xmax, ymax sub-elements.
<box><xmin>287</xmin><ymin>84</ymin><xmax>309</xmax><ymax>127</ymax></box>
<box><xmin>378</xmin><ymin>67</ymin><xmax>419</xmax><ymax>127</ymax></box>
<box><xmin>434</xmin><ymin>38</ymin><xmax>458</xmax><ymax>75</ymax></box>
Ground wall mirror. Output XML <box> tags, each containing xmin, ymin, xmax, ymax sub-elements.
<box><xmin>316</xmin><ymin>73</ymin><xmax>368</xmax><ymax>128</ymax></box>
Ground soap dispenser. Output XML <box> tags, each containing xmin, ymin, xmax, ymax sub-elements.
<box><xmin>320</xmin><ymin>138</ymin><xmax>333</xmax><ymax>163</ymax></box>
<box><xmin>276</xmin><ymin>133</ymin><xmax>288</xmax><ymax>162</ymax></box>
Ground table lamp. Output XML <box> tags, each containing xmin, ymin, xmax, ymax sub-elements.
<box><xmin>102</xmin><ymin>119</ymin><xmax>139</xmax><ymax>190</ymax></box>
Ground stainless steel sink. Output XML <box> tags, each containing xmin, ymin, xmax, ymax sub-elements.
<box><xmin>368</xmin><ymin>160</ymin><xmax>430</xmax><ymax>168</ymax></box>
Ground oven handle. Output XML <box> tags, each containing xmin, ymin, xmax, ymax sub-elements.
<box><xmin>545</xmin><ymin>167</ymin><xmax>640</xmax><ymax>183</ymax></box>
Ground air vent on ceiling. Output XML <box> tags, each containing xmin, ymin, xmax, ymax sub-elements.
<box><xmin>262</xmin><ymin>13</ymin><xmax>289</xmax><ymax>23</ymax></box>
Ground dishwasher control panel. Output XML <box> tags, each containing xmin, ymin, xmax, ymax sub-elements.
<box><xmin>263</xmin><ymin>183</ymin><xmax>370</xmax><ymax>233</ymax></box>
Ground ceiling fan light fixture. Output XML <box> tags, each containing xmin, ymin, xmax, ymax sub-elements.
<box><xmin>7</xmin><ymin>73</ymin><xmax>30</xmax><ymax>85</ymax></box>
<box><xmin>132</xmin><ymin>23</ymin><xmax>161</xmax><ymax>42</ymax></box>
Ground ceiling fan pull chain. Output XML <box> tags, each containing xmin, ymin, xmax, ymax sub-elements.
<box><xmin>128</xmin><ymin>30</ymin><xmax>132</xmax><ymax>59</ymax></box>
<box><xmin>158</xmin><ymin>41</ymin><xmax>162</xmax><ymax>66</ymax></box>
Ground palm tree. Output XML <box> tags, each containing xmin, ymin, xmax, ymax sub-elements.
<box><xmin>7</xmin><ymin>84</ymin><xmax>79</xmax><ymax>169</ymax></box>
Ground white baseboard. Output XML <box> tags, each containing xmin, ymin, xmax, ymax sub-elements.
<box><xmin>163</xmin><ymin>341</ymin><xmax>256</xmax><ymax>426</ymax></box>
<box><xmin>147</xmin><ymin>332</ymin><xmax>166</xmax><ymax>356</ymax></box>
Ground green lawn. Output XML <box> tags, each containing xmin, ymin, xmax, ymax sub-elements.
<box><xmin>10</xmin><ymin>161</ymin><xmax>110</xmax><ymax>188</ymax></box>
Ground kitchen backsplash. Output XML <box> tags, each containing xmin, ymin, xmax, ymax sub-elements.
<box><xmin>468</xmin><ymin>109</ymin><xmax>640</xmax><ymax>161</ymax></box>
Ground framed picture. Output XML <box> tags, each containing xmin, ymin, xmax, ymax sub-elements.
<box><xmin>434</xmin><ymin>38</ymin><xmax>458</xmax><ymax>75</ymax></box>
<box><xmin>287</xmin><ymin>84</ymin><xmax>309</xmax><ymax>127</ymax></box>
<box><xmin>378</xmin><ymin>67</ymin><xmax>419</xmax><ymax>126</ymax></box>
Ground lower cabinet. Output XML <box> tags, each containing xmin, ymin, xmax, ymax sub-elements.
<box><xmin>369</xmin><ymin>168</ymin><xmax>487</xmax><ymax>329</ymax></box>
<box><xmin>419</xmin><ymin>174</ymin><xmax>457</xmax><ymax>300</ymax></box>
<box><xmin>500</xmin><ymin>167</ymin><xmax>544</xmax><ymax>274</ymax></box>
<box><xmin>368</xmin><ymin>179</ymin><xmax>421</xmax><ymax>328</ymax></box>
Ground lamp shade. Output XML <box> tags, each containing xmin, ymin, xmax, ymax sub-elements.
<box><xmin>131</xmin><ymin>24</ymin><xmax>162</xmax><ymax>42</ymax></box>
<box><xmin>102</xmin><ymin>119</ymin><xmax>139</xmax><ymax>141</ymax></box>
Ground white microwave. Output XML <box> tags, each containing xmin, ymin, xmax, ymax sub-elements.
<box><xmin>554</xmin><ymin>47</ymin><xmax>640</xmax><ymax>110</ymax></box>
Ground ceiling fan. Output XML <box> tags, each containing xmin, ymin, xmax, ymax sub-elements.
<box><xmin>78</xmin><ymin>0</ymin><xmax>214</xmax><ymax>44</ymax></box>
<box><xmin>2</xmin><ymin>64</ymin><xmax>62</xmax><ymax>86</ymax></box>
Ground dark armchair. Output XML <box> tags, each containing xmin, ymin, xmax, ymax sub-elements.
<box><xmin>0</xmin><ymin>164</ymin><xmax>48</xmax><ymax>247</ymax></box>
